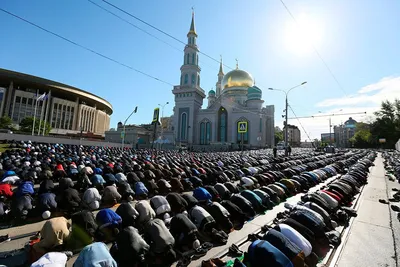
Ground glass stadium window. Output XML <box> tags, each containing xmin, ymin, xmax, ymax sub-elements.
<box><xmin>180</xmin><ymin>112</ymin><xmax>187</xmax><ymax>140</ymax></box>
<box><xmin>69</xmin><ymin>107</ymin><xmax>74</xmax><ymax>130</ymax></box>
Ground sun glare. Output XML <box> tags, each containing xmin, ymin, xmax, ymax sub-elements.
<box><xmin>284</xmin><ymin>14</ymin><xmax>323</xmax><ymax>56</ymax></box>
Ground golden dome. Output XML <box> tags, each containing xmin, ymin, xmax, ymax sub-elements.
<box><xmin>221</xmin><ymin>69</ymin><xmax>254</xmax><ymax>89</ymax></box>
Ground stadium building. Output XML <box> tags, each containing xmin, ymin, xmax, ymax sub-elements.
<box><xmin>0</xmin><ymin>68</ymin><xmax>112</xmax><ymax>136</ymax></box>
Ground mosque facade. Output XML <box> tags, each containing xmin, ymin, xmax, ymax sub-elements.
<box><xmin>172</xmin><ymin>13</ymin><xmax>275</xmax><ymax>148</ymax></box>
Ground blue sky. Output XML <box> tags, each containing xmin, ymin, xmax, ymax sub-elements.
<box><xmin>1</xmin><ymin>0</ymin><xmax>400</xmax><ymax>140</ymax></box>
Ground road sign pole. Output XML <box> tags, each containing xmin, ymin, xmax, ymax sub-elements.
<box><xmin>241</xmin><ymin>133</ymin><xmax>244</xmax><ymax>153</ymax></box>
<box><xmin>151</xmin><ymin>123</ymin><xmax>157</xmax><ymax>150</ymax></box>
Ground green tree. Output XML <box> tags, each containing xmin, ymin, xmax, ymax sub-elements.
<box><xmin>19</xmin><ymin>117</ymin><xmax>52</xmax><ymax>135</ymax></box>
<box><xmin>370</xmin><ymin>99</ymin><xmax>400</xmax><ymax>149</ymax></box>
<box><xmin>349</xmin><ymin>122</ymin><xmax>373</xmax><ymax>148</ymax></box>
<box><xmin>274</xmin><ymin>128</ymin><xmax>283</xmax><ymax>145</ymax></box>
<box><xmin>0</xmin><ymin>116</ymin><xmax>13</xmax><ymax>129</ymax></box>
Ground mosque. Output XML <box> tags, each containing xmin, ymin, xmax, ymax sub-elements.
<box><xmin>171</xmin><ymin>13</ymin><xmax>275</xmax><ymax>148</ymax></box>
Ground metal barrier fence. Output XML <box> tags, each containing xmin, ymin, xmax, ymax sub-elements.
<box><xmin>0</xmin><ymin>133</ymin><xmax>131</xmax><ymax>148</ymax></box>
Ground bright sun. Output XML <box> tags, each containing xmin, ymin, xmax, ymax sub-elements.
<box><xmin>284</xmin><ymin>14</ymin><xmax>323</xmax><ymax>56</ymax></box>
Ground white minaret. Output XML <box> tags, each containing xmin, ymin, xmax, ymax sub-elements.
<box><xmin>216</xmin><ymin>56</ymin><xmax>224</xmax><ymax>97</ymax></box>
<box><xmin>172</xmin><ymin>10</ymin><xmax>205</xmax><ymax>145</ymax></box>
<box><xmin>179</xmin><ymin>10</ymin><xmax>201</xmax><ymax>89</ymax></box>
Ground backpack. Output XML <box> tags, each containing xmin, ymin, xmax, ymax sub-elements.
<box><xmin>248</xmin><ymin>239</ymin><xmax>294</xmax><ymax>267</ymax></box>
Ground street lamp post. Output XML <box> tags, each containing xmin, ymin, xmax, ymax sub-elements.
<box><xmin>122</xmin><ymin>106</ymin><xmax>138</xmax><ymax>152</ymax></box>
<box><xmin>268</xmin><ymin>81</ymin><xmax>307</xmax><ymax>156</ymax></box>
<box><xmin>158</xmin><ymin>102</ymin><xmax>169</xmax><ymax>147</ymax></box>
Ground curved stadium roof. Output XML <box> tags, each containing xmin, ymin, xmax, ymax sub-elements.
<box><xmin>0</xmin><ymin>68</ymin><xmax>113</xmax><ymax>115</ymax></box>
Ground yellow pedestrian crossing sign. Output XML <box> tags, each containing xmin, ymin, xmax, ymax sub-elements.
<box><xmin>238</xmin><ymin>121</ymin><xmax>248</xmax><ymax>133</ymax></box>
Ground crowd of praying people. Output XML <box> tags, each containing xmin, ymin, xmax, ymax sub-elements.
<box><xmin>0</xmin><ymin>140</ymin><xmax>376</xmax><ymax>267</ymax></box>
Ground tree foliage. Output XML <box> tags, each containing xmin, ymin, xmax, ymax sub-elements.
<box><xmin>350</xmin><ymin>99</ymin><xmax>400</xmax><ymax>149</ymax></box>
<box><xmin>274</xmin><ymin>128</ymin><xmax>283</xmax><ymax>145</ymax></box>
<box><xmin>19</xmin><ymin>117</ymin><xmax>52</xmax><ymax>135</ymax></box>
<box><xmin>0</xmin><ymin>116</ymin><xmax>13</xmax><ymax>130</ymax></box>
<box><xmin>349</xmin><ymin>122</ymin><xmax>373</xmax><ymax>148</ymax></box>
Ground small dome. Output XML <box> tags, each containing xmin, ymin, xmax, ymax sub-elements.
<box><xmin>208</xmin><ymin>89</ymin><xmax>216</xmax><ymax>96</ymax></box>
<box><xmin>221</xmin><ymin>69</ymin><xmax>254</xmax><ymax>90</ymax></box>
<box><xmin>344</xmin><ymin>117</ymin><xmax>357</xmax><ymax>128</ymax></box>
<box><xmin>247</xmin><ymin>86</ymin><xmax>262</xmax><ymax>100</ymax></box>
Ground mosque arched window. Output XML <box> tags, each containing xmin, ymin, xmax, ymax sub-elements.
<box><xmin>191</xmin><ymin>74</ymin><xmax>196</xmax><ymax>85</ymax></box>
<box><xmin>186</xmin><ymin>54</ymin><xmax>190</xmax><ymax>64</ymax></box>
<box><xmin>200</xmin><ymin>120</ymin><xmax>211</xmax><ymax>145</ymax></box>
<box><xmin>192</xmin><ymin>54</ymin><xmax>195</xmax><ymax>64</ymax></box>
<box><xmin>197</xmin><ymin>75</ymin><xmax>200</xmax><ymax>86</ymax></box>
<box><xmin>180</xmin><ymin>113</ymin><xmax>187</xmax><ymax>140</ymax></box>
<box><xmin>200</xmin><ymin>122</ymin><xmax>205</xmax><ymax>145</ymax></box>
<box><xmin>184</xmin><ymin>74</ymin><xmax>188</xmax><ymax>84</ymax></box>
<box><xmin>237</xmin><ymin>120</ymin><xmax>249</xmax><ymax>144</ymax></box>
<box><xmin>196</xmin><ymin>54</ymin><xmax>199</xmax><ymax>65</ymax></box>
<box><xmin>218</xmin><ymin>107</ymin><xmax>227</xmax><ymax>143</ymax></box>
<box><xmin>206</xmin><ymin>121</ymin><xmax>211</xmax><ymax>144</ymax></box>
<box><xmin>259</xmin><ymin>118</ymin><xmax>262</xmax><ymax>132</ymax></box>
